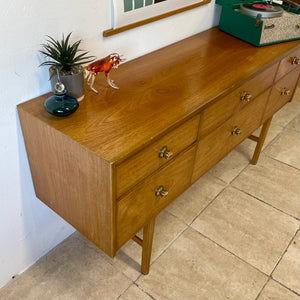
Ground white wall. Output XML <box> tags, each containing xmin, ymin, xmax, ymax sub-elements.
<box><xmin>0</xmin><ymin>0</ymin><xmax>220</xmax><ymax>288</ymax></box>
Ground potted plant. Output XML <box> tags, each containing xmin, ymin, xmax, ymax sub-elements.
<box><xmin>40</xmin><ymin>33</ymin><xmax>95</xmax><ymax>101</ymax></box>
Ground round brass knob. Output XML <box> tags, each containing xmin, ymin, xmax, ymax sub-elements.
<box><xmin>232</xmin><ymin>126</ymin><xmax>242</xmax><ymax>135</ymax></box>
<box><xmin>280</xmin><ymin>88</ymin><xmax>290</xmax><ymax>96</ymax></box>
<box><xmin>296</xmin><ymin>24</ymin><xmax>300</xmax><ymax>29</ymax></box>
<box><xmin>155</xmin><ymin>186</ymin><xmax>168</xmax><ymax>198</ymax></box>
<box><xmin>291</xmin><ymin>56</ymin><xmax>300</xmax><ymax>65</ymax></box>
<box><xmin>240</xmin><ymin>91</ymin><xmax>252</xmax><ymax>102</ymax></box>
<box><xmin>159</xmin><ymin>146</ymin><xmax>173</xmax><ymax>160</ymax></box>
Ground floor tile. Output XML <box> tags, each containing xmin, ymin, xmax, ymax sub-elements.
<box><xmin>0</xmin><ymin>234</ymin><xmax>132</xmax><ymax>300</ymax></box>
<box><xmin>166</xmin><ymin>173</ymin><xmax>227</xmax><ymax>224</ymax></box>
<box><xmin>206</xmin><ymin>121</ymin><xmax>284</xmax><ymax>184</ymax></box>
<box><xmin>272</xmin><ymin>230</ymin><xmax>300</xmax><ymax>294</ymax></box>
<box><xmin>264</xmin><ymin>129</ymin><xmax>300</xmax><ymax>169</ymax></box>
<box><xmin>191</xmin><ymin>187</ymin><xmax>299</xmax><ymax>274</ymax></box>
<box><xmin>107</xmin><ymin>210</ymin><xmax>187</xmax><ymax>281</ymax></box>
<box><xmin>118</xmin><ymin>284</ymin><xmax>152</xmax><ymax>300</ymax></box>
<box><xmin>286</xmin><ymin>114</ymin><xmax>300</xmax><ymax>132</ymax></box>
<box><xmin>207</xmin><ymin>149</ymin><xmax>250</xmax><ymax>183</ymax></box>
<box><xmin>235</xmin><ymin>122</ymin><xmax>284</xmax><ymax>162</ymax></box>
<box><xmin>272</xmin><ymin>102</ymin><xmax>300</xmax><ymax>127</ymax></box>
<box><xmin>232</xmin><ymin>154</ymin><xmax>300</xmax><ymax>219</ymax></box>
<box><xmin>257</xmin><ymin>279</ymin><xmax>300</xmax><ymax>300</ymax></box>
<box><xmin>137</xmin><ymin>227</ymin><xmax>267</xmax><ymax>300</ymax></box>
<box><xmin>253</xmin><ymin>122</ymin><xmax>284</xmax><ymax>149</ymax></box>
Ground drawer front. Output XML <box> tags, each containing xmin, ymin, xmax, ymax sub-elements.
<box><xmin>117</xmin><ymin>145</ymin><xmax>196</xmax><ymax>248</ymax></box>
<box><xmin>275</xmin><ymin>47</ymin><xmax>300</xmax><ymax>82</ymax></box>
<box><xmin>192</xmin><ymin>89</ymin><xmax>270</xmax><ymax>182</ymax></box>
<box><xmin>198</xmin><ymin>63</ymin><xmax>278</xmax><ymax>137</ymax></box>
<box><xmin>264</xmin><ymin>67</ymin><xmax>300</xmax><ymax>122</ymax></box>
<box><xmin>117</xmin><ymin>115</ymin><xmax>199</xmax><ymax>197</ymax></box>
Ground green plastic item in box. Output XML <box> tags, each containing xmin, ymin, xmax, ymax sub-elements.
<box><xmin>216</xmin><ymin>0</ymin><xmax>300</xmax><ymax>46</ymax></box>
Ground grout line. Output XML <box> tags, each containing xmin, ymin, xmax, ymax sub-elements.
<box><xmin>191</xmin><ymin>228</ymin><xmax>270</xmax><ymax>277</ymax></box>
<box><xmin>231</xmin><ymin>185</ymin><xmax>300</xmax><ymax>222</ymax></box>
<box><xmin>134</xmin><ymin>283</ymin><xmax>157</xmax><ymax>300</ymax></box>
<box><xmin>187</xmin><ymin>197</ymin><xmax>217</xmax><ymax>226</ymax></box>
<box><xmin>271</xmin><ymin>278</ymin><xmax>300</xmax><ymax>297</ymax></box>
<box><xmin>227</xmin><ymin>159</ymin><xmax>251</xmax><ymax>185</ymax></box>
<box><xmin>260</xmin><ymin>126</ymin><xmax>283</xmax><ymax>150</ymax></box>
<box><xmin>269</xmin><ymin>227</ymin><xmax>300</xmax><ymax>281</ymax></box>
<box><xmin>116</xmin><ymin>283</ymin><xmax>134</xmax><ymax>300</ymax></box>
<box><xmin>116</xmin><ymin>282</ymin><xmax>157</xmax><ymax>300</ymax></box>
<box><xmin>255</xmin><ymin>277</ymin><xmax>271</xmax><ymax>300</ymax></box>
<box><xmin>263</xmin><ymin>152</ymin><xmax>300</xmax><ymax>171</ymax></box>
<box><xmin>188</xmin><ymin>183</ymin><xmax>230</xmax><ymax>225</ymax></box>
<box><xmin>133</xmin><ymin>226</ymin><xmax>190</xmax><ymax>284</ymax></box>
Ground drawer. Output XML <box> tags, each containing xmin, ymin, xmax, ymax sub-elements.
<box><xmin>198</xmin><ymin>63</ymin><xmax>278</xmax><ymax>138</ymax></box>
<box><xmin>117</xmin><ymin>145</ymin><xmax>196</xmax><ymax>248</ymax></box>
<box><xmin>192</xmin><ymin>88</ymin><xmax>270</xmax><ymax>182</ymax></box>
<box><xmin>116</xmin><ymin>115</ymin><xmax>199</xmax><ymax>197</ymax></box>
<box><xmin>264</xmin><ymin>67</ymin><xmax>300</xmax><ymax>122</ymax></box>
<box><xmin>275</xmin><ymin>47</ymin><xmax>300</xmax><ymax>82</ymax></box>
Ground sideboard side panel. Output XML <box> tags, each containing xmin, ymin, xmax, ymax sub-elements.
<box><xmin>18</xmin><ymin>108</ymin><xmax>115</xmax><ymax>257</ymax></box>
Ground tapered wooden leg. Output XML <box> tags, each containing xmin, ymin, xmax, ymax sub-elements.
<box><xmin>251</xmin><ymin>117</ymin><xmax>273</xmax><ymax>165</ymax></box>
<box><xmin>141</xmin><ymin>217</ymin><xmax>155</xmax><ymax>275</ymax></box>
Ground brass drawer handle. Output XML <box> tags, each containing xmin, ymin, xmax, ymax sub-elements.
<box><xmin>232</xmin><ymin>126</ymin><xmax>242</xmax><ymax>135</ymax></box>
<box><xmin>240</xmin><ymin>91</ymin><xmax>252</xmax><ymax>102</ymax></box>
<box><xmin>280</xmin><ymin>88</ymin><xmax>290</xmax><ymax>96</ymax></box>
<box><xmin>291</xmin><ymin>56</ymin><xmax>300</xmax><ymax>65</ymax></box>
<box><xmin>159</xmin><ymin>146</ymin><xmax>173</xmax><ymax>160</ymax></box>
<box><xmin>155</xmin><ymin>186</ymin><xmax>168</xmax><ymax>198</ymax></box>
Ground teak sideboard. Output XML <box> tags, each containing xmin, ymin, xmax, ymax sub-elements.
<box><xmin>18</xmin><ymin>27</ymin><xmax>300</xmax><ymax>274</ymax></box>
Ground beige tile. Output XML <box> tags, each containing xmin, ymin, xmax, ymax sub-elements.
<box><xmin>207</xmin><ymin>121</ymin><xmax>283</xmax><ymax>184</ymax></box>
<box><xmin>232</xmin><ymin>154</ymin><xmax>300</xmax><ymax>219</ymax></box>
<box><xmin>253</xmin><ymin>122</ymin><xmax>284</xmax><ymax>149</ymax></box>
<box><xmin>0</xmin><ymin>234</ymin><xmax>132</xmax><ymax>300</ymax></box>
<box><xmin>272</xmin><ymin>102</ymin><xmax>300</xmax><ymax>127</ymax></box>
<box><xmin>235</xmin><ymin>122</ymin><xmax>284</xmax><ymax>162</ymax></box>
<box><xmin>286</xmin><ymin>114</ymin><xmax>300</xmax><ymax>132</ymax></box>
<box><xmin>119</xmin><ymin>284</ymin><xmax>152</xmax><ymax>300</ymax></box>
<box><xmin>137</xmin><ymin>227</ymin><xmax>267</xmax><ymax>300</ymax></box>
<box><xmin>166</xmin><ymin>173</ymin><xmax>227</xmax><ymax>224</ymax></box>
<box><xmin>191</xmin><ymin>187</ymin><xmax>299</xmax><ymax>274</ymax></box>
<box><xmin>257</xmin><ymin>279</ymin><xmax>300</xmax><ymax>300</ymax></box>
<box><xmin>108</xmin><ymin>210</ymin><xmax>187</xmax><ymax>281</ymax></box>
<box><xmin>272</xmin><ymin>230</ymin><xmax>300</xmax><ymax>294</ymax></box>
<box><xmin>263</xmin><ymin>129</ymin><xmax>300</xmax><ymax>169</ymax></box>
<box><xmin>207</xmin><ymin>149</ymin><xmax>250</xmax><ymax>183</ymax></box>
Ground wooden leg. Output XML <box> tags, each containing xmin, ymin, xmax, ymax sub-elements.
<box><xmin>251</xmin><ymin>117</ymin><xmax>273</xmax><ymax>165</ymax></box>
<box><xmin>141</xmin><ymin>217</ymin><xmax>155</xmax><ymax>275</ymax></box>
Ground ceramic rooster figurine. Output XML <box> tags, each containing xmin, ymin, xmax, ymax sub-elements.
<box><xmin>84</xmin><ymin>53</ymin><xmax>125</xmax><ymax>93</ymax></box>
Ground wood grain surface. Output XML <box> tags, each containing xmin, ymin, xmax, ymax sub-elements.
<box><xmin>116</xmin><ymin>115</ymin><xmax>199</xmax><ymax>197</ymax></box>
<box><xmin>198</xmin><ymin>63</ymin><xmax>278</xmax><ymax>138</ymax></box>
<box><xmin>18</xmin><ymin>109</ymin><xmax>115</xmax><ymax>256</ymax></box>
<box><xmin>17</xmin><ymin>28</ymin><xmax>300</xmax><ymax>268</ymax></box>
<box><xmin>17</xmin><ymin>28</ymin><xmax>300</xmax><ymax>165</ymax></box>
<box><xmin>264</xmin><ymin>67</ymin><xmax>300</xmax><ymax>121</ymax></box>
<box><xmin>275</xmin><ymin>47</ymin><xmax>300</xmax><ymax>82</ymax></box>
<box><xmin>192</xmin><ymin>88</ymin><xmax>270</xmax><ymax>182</ymax></box>
<box><xmin>117</xmin><ymin>145</ymin><xmax>196</xmax><ymax>248</ymax></box>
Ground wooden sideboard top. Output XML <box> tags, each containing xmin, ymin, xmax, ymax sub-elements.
<box><xmin>18</xmin><ymin>27</ymin><xmax>300</xmax><ymax>163</ymax></box>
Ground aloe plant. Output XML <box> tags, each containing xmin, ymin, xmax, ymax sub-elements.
<box><xmin>40</xmin><ymin>33</ymin><xmax>95</xmax><ymax>75</ymax></box>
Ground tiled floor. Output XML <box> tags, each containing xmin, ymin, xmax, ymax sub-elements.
<box><xmin>1</xmin><ymin>99</ymin><xmax>300</xmax><ymax>300</ymax></box>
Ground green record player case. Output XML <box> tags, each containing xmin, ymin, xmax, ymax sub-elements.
<box><xmin>216</xmin><ymin>0</ymin><xmax>300</xmax><ymax>46</ymax></box>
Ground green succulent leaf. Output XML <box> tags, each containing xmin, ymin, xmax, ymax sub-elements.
<box><xmin>39</xmin><ymin>32</ymin><xmax>95</xmax><ymax>74</ymax></box>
